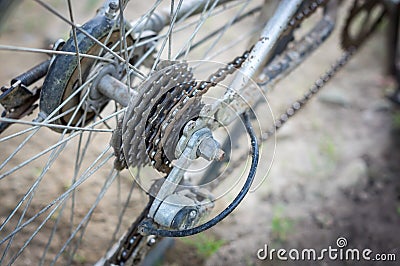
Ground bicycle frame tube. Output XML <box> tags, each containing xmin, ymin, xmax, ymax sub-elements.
<box><xmin>236</xmin><ymin>0</ymin><xmax>303</xmax><ymax>82</ymax></box>
<box><xmin>214</xmin><ymin>0</ymin><xmax>304</xmax><ymax>126</ymax></box>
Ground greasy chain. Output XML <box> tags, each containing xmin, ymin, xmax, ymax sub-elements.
<box><xmin>111</xmin><ymin>0</ymin><xmax>342</xmax><ymax>264</ymax></box>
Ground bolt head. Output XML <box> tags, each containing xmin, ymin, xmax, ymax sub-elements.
<box><xmin>109</xmin><ymin>1</ymin><xmax>118</xmax><ymax>10</ymax></box>
<box><xmin>189</xmin><ymin>210</ymin><xmax>197</xmax><ymax>219</ymax></box>
<box><xmin>183</xmin><ymin>120</ymin><xmax>196</xmax><ymax>135</ymax></box>
<box><xmin>198</xmin><ymin>137</ymin><xmax>224</xmax><ymax>161</ymax></box>
<box><xmin>187</xmin><ymin>121</ymin><xmax>196</xmax><ymax>130</ymax></box>
<box><xmin>147</xmin><ymin>236</ymin><xmax>156</xmax><ymax>246</ymax></box>
<box><xmin>200</xmin><ymin>104</ymin><xmax>212</xmax><ymax>117</ymax></box>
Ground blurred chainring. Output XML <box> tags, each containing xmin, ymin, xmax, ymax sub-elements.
<box><xmin>341</xmin><ymin>0</ymin><xmax>388</xmax><ymax>50</ymax></box>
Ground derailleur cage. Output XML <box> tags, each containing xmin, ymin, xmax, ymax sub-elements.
<box><xmin>151</xmin><ymin>187</ymin><xmax>214</xmax><ymax>231</ymax></box>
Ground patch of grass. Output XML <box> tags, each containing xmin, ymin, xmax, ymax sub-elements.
<box><xmin>73</xmin><ymin>253</ymin><xmax>86</xmax><ymax>264</ymax></box>
<box><xmin>32</xmin><ymin>167</ymin><xmax>42</xmax><ymax>178</ymax></box>
<box><xmin>153</xmin><ymin>258</ymin><xmax>164</xmax><ymax>266</ymax></box>
<box><xmin>307</xmin><ymin>136</ymin><xmax>338</xmax><ymax>176</ymax></box>
<box><xmin>319</xmin><ymin>136</ymin><xmax>337</xmax><ymax>162</ymax></box>
<box><xmin>392</xmin><ymin>111</ymin><xmax>400</xmax><ymax>129</ymax></box>
<box><xmin>271</xmin><ymin>206</ymin><xmax>294</xmax><ymax>243</ymax></box>
<box><xmin>63</xmin><ymin>180</ymin><xmax>72</xmax><ymax>192</ymax></box>
<box><xmin>180</xmin><ymin>233</ymin><xmax>225</xmax><ymax>258</ymax></box>
<box><xmin>396</xmin><ymin>205</ymin><xmax>400</xmax><ymax>216</ymax></box>
<box><xmin>50</xmin><ymin>208</ymin><xmax>61</xmax><ymax>221</ymax></box>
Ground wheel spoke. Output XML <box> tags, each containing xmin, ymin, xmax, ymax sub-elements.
<box><xmin>0</xmin><ymin>106</ymin><xmax>123</xmax><ymax>180</ymax></box>
<box><xmin>2</xmin><ymin>121</ymin><xmax>78</xmax><ymax>263</ymax></box>
<box><xmin>174</xmin><ymin>0</ymin><xmax>220</xmax><ymax>60</ymax></box>
<box><xmin>201</xmin><ymin>0</ymin><xmax>251</xmax><ymax>59</ymax></box>
<box><xmin>175</xmin><ymin>5</ymin><xmax>262</xmax><ymax>59</ymax></box>
<box><xmin>66</xmin><ymin>113</ymin><xmax>92</xmax><ymax>263</ymax></box>
<box><xmin>0</xmin><ymin>45</ymin><xmax>114</xmax><ymax>62</ymax></box>
<box><xmin>204</xmin><ymin>26</ymin><xmax>260</xmax><ymax>61</ymax></box>
<box><xmin>51</xmin><ymin>169</ymin><xmax>118</xmax><ymax>265</ymax></box>
<box><xmin>66</xmin><ymin>0</ymin><xmax>83</xmax><ymax>87</ymax></box>
<box><xmin>151</xmin><ymin>0</ymin><xmax>185</xmax><ymax>72</ymax></box>
<box><xmin>5</xmin><ymin>137</ymin><xmax>69</xmax><ymax>265</ymax></box>
<box><xmin>1</xmin><ymin>72</ymin><xmax>106</xmax><ymax>177</ymax></box>
<box><xmin>0</xmin><ymin>147</ymin><xmax>113</xmax><ymax>246</ymax></box>
<box><xmin>118</xmin><ymin>0</ymin><xmax>132</xmax><ymax>91</ymax></box>
<box><xmin>106</xmin><ymin>173</ymin><xmax>137</xmax><ymax>252</ymax></box>
<box><xmin>33</xmin><ymin>0</ymin><xmax>147</xmax><ymax>80</ymax></box>
<box><xmin>0</xmin><ymin>86</ymin><xmax>90</xmax><ymax>177</ymax></box>
<box><xmin>168</xmin><ymin>0</ymin><xmax>175</xmax><ymax>60</ymax></box>
<box><xmin>1</xmin><ymin>120</ymin><xmax>91</xmax><ymax>244</ymax></box>
<box><xmin>0</xmin><ymin>107</ymin><xmax>102</xmax><ymax>144</ymax></box>
<box><xmin>0</xmin><ymin>118</ymin><xmax>113</xmax><ymax>133</ymax></box>
<box><xmin>3</xmin><ymin>150</ymin><xmax>115</xmax><ymax>265</ymax></box>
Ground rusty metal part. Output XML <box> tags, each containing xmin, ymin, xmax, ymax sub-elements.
<box><xmin>40</xmin><ymin>14</ymin><xmax>135</xmax><ymax>132</ymax></box>
<box><xmin>258</xmin><ymin>11</ymin><xmax>335</xmax><ymax>86</ymax></box>
<box><xmin>105</xmin><ymin>179</ymin><xmax>165</xmax><ymax>265</ymax></box>
<box><xmin>96</xmin><ymin>74</ymin><xmax>137</xmax><ymax>107</ymax></box>
<box><xmin>158</xmin><ymin>96</ymin><xmax>203</xmax><ymax>163</ymax></box>
<box><xmin>118</xmin><ymin>51</ymin><xmax>250</xmax><ymax>174</ymax></box>
<box><xmin>121</xmin><ymin>61</ymin><xmax>194</xmax><ymax>169</ymax></box>
<box><xmin>149</xmin><ymin>51</ymin><xmax>250</xmax><ymax>172</ymax></box>
<box><xmin>147</xmin><ymin>91</ymin><xmax>203</xmax><ymax>173</ymax></box>
<box><xmin>341</xmin><ymin>0</ymin><xmax>388</xmax><ymax>50</ymax></box>
<box><xmin>160</xmin><ymin>52</ymin><xmax>251</xmax><ymax>161</ymax></box>
<box><xmin>285</xmin><ymin>0</ymin><xmax>329</xmax><ymax>34</ymax></box>
<box><xmin>11</xmin><ymin>59</ymin><xmax>51</xmax><ymax>88</ymax></box>
<box><xmin>197</xmin><ymin>136</ymin><xmax>225</xmax><ymax>161</ymax></box>
<box><xmin>106</xmin><ymin>197</ymin><xmax>154</xmax><ymax>265</ymax></box>
<box><xmin>0</xmin><ymin>59</ymin><xmax>51</xmax><ymax>133</ymax></box>
<box><xmin>0</xmin><ymin>87</ymin><xmax>40</xmax><ymax>133</ymax></box>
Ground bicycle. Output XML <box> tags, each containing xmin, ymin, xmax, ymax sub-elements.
<box><xmin>0</xmin><ymin>0</ymin><xmax>397</xmax><ymax>265</ymax></box>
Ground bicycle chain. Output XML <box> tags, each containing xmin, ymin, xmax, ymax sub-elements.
<box><xmin>262</xmin><ymin>49</ymin><xmax>355</xmax><ymax>141</ymax></box>
<box><xmin>120</xmin><ymin>49</ymin><xmax>251</xmax><ymax>173</ymax></box>
<box><xmin>149</xmin><ymin>52</ymin><xmax>250</xmax><ymax>172</ymax></box>
<box><xmin>120</xmin><ymin>61</ymin><xmax>194</xmax><ymax>170</ymax></box>
<box><xmin>110</xmin><ymin>1</ymin><xmax>329</xmax><ymax>265</ymax></box>
<box><xmin>225</xmin><ymin>0</ymin><xmax>389</xmax><ymax>176</ymax></box>
<box><xmin>118</xmin><ymin>0</ymin><xmax>331</xmax><ymax>174</ymax></box>
<box><xmin>285</xmin><ymin>0</ymin><xmax>329</xmax><ymax>34</ymax></box>
<box><xmin>222</xmin><ymin>52</ymin><xmax>357</xmax><ymax>178</ymax></box>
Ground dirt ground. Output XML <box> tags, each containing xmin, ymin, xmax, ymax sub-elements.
<box><xmin>1</xmin><ymin>1</ymin><xmax>400</xmax><ymax>266</ymax></box>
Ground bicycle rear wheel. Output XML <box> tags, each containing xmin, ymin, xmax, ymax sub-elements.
<box><xmin>0</xmin><ymin>0</ymin><xmax>273</xmax><ymax>264</ymax></box>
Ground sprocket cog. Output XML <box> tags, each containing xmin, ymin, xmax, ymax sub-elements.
<box><xmin>341</xmin><ymin>0</ymin><xmax>388</xmax><ymax>50</ymax></box>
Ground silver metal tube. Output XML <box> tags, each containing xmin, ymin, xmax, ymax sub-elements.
<box><xmin>216</xmin><ymin>0</ymin><xmax>303</xmax><ymax>125</ymax></box>
<box><xmin>96</xmin><ymin>75</ymin><xmax>137</xmax><ymax>107</ymax></box>
<box><xmin>232</xmin><ymin>0</ymin><xmax>303</xmax><ymax>86</ymax></box>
